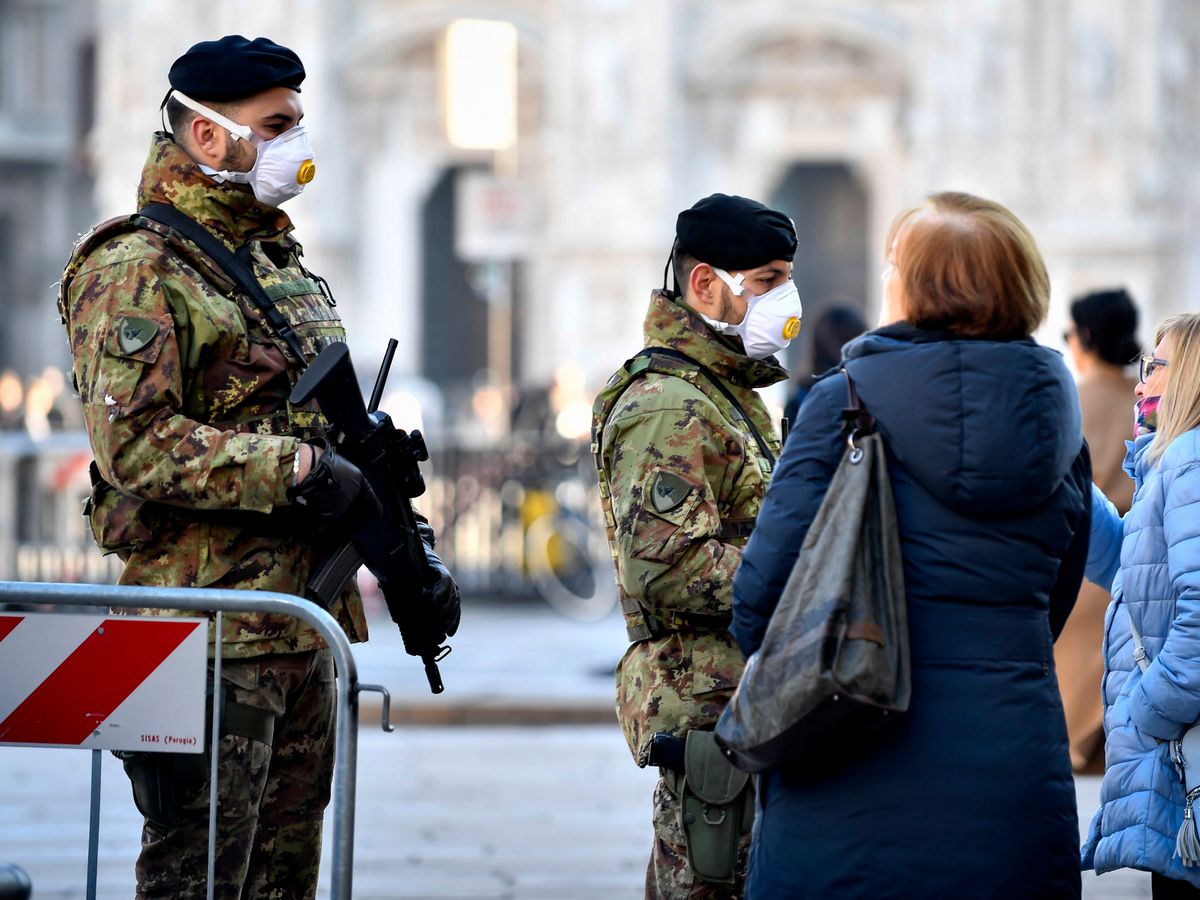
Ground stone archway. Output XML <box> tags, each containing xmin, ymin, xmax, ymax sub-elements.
<box><xmin>324</xmin><ymin>4</ymin><xmax>546</xmax><ymax>389</ymax></box>
<box><xmin>769</xmin><ymin>162</ymin><xmax>871</xmax><ymax>374</ymax></box>
<box><xmin>682</xmin><ymin>2</ymin><xmax>910</xmax><ymax>323</ymax></box>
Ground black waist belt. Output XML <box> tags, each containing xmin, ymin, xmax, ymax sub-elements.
<box><xmin>89</xmin><ymin>461</ymin><xmax>316</xmax><ymax>538</ymax></box>
<box><xmin>627</xmin><ymin>608</ymin><xmax>733</xmax><ymax>642</ymax></box>
<box><xmin>719</xmin><ymin>517</ymin><xmax>757</xmax><ymax>541</ymax></box>
<box><xmin>906</xmin><ymin>603</ymin><xmax>1052</xmax><ymax>663</ymax></box>
<box><xmin>147</xmin><ymin>501</ymin><xmax>319</xmax><ymax>538</ymax></box>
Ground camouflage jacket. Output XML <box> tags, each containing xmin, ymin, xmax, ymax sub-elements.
<box><xmin>58</xmin><ymin>133</ymin><xmax>366</xmax><ymax>657</ymax></box>
<box><xmin>592</xmin><ymin>290</ymin><xmax>787</xmax><ymax>761</ymax></box>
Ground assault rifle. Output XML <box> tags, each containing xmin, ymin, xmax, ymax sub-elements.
<box><xmin>291</xmin><ymin>339</ymin><xmax>451</xmax><ymax>693</ymax></box>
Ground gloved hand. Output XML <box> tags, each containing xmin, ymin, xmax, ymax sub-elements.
<box><xmin>417</xmin><ymin>521</ymin><xmax>461</xmax><ymax>639</ymax></box>
<box><xmin>287</xmin><ymin>443</ymin><xmax>382</xmax><ymax>524</ymax></box>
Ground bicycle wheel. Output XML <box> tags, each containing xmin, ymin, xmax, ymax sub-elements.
<box><xmin>524</xmin><ymin>512</ymin><xmax>617</xmax><ymax>622</ymax></box>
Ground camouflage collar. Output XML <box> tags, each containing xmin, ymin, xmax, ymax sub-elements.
<box><xmin>642</xmin><ymin>290</ymin><xmax>788</xmax><ymax>389</ymax></box>
<box><xmin>135</xmin><ymin>132</ymin><xmax>294</xmax><ymax>250</ymax></box>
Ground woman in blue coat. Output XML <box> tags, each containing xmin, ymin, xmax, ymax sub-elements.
<box><xmin>1083</xmin><ymin>313</ymin><xmax>1200</xmax><ymax>897</ymax></box>
<box><xmin>732</xmin><ymin>192</ymin><xmax>1091</xmax><ymax>899</ymax></box>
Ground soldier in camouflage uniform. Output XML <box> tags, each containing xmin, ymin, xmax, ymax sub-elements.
<box><xmin>58</xmin><ymin>36</ymin><xmax>459</xmax><ymax>899</ymax></box>
<box><xmin>593</xmin><ymin>194</ymin><xmax>801</xmax><ymax>898</ymax></box>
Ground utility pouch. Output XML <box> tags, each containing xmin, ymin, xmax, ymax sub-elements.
<box><xmin>85</xmin><ymin>461</ymin><xmax>154</xmax><ymax>556</ymax></box>
<box><xmin>678</xmin><ymin>729</ymin><xmax>755</xmax><ymax>885</ymax></box>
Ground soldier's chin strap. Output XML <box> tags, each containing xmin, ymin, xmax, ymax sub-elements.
<box><xmin>159</xmin><ymin>89</ymin><xmax>172</xmax><ymax>136</ymax></box>
<box><xmin>662</xmin><ymin>239</ymin><xmax>679</xmax><ymax>299</ymax></box>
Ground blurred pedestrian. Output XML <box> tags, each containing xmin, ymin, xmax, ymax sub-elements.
<box><xmin>1055</xmin><ymin>288</ymin><xmax>1140</xmax><ymax>773</ymax></box>
<box><xmin>57</xmin><ymin>35</ymin><xmax>458</xmax><ymax>898</ymax></box>
<box><xmin>781</xmin><ymin>303</ymin><xmax>866</xmax><ymax>427</ymax></box>
<box><xmin>733</xmin><ymin>191</ymin><xmax>1090</xmax><ymax>897</ymax></box>
<box><xmin>0</xmin><ymin>370</ymin><xmax>24</xmax><ymax>432</ymax></box>
<box><xmin>592</xmin><ymin>193</ymin><xmax>799</xmax><ymax>897</ymax></box>
<box><xmin>1083</xmin><ymin>313</ymin><xmax>1200</xmax><ymax>896</ymax></box>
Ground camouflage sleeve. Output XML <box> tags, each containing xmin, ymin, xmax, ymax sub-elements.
<box><xmin>65</xmin><ymin>250</ymin><xmax>298</xmax><ymax>513</ymax></box>
<box><xmin>604</xmin><ymin>395</ymin><xmax>741</xmax><ymax>618</ymax></box>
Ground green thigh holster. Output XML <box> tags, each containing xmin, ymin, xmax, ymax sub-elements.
<box><xmin>668</xmin><ymin>729</ymin><xmax>755</xmax><ymax>885</ymax></box>
<box><xmin>116</xmin><ymin>749</ymin><xmax>207</xmax><ymax>830</ymax></box>
<box><xmin>115</xmin><ymin>693</ymin><xmax>276</xmax><ymax>829</ymax></box>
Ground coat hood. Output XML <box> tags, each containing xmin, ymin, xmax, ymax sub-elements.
<box><xmin>841</xmin><ymin>323</ymin><xmax>1082</xmax><ymax>516</ymax></box>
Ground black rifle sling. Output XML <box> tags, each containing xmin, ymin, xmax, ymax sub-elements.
<box><xmin>138</xmin><ymin>202</ymin><xmax>308</xmax><ymax>363</ymax></box>
<box><xmin>634</xmin><ymin>347</ymin><xmax>776</xmax><ymax>468</ymax></box>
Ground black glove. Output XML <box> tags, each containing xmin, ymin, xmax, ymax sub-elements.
<box><xmin>417</xmin><ymin>521</ymin><xmax>461</xmax><ymax>639</ymax></box>
<box><xmin>287</xmin><ymin>444</ymin><xmax>382</xmax><ymax>524</ymax></box>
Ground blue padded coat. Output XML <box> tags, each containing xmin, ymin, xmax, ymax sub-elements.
<box><xmin>732</xmin><ymin>324</ymin><xmax>1091</xmax><ymax>899</ymax></box>
<box><xmin>1082</xmin><ymin>430</ymin><xmax>1200</xmax><ymax>886</ymax></box>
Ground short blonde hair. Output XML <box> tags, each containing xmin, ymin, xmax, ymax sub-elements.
<box><xmin>886</xmin><ymin>192</ymin><xmax>1050</xmax><ymax>339</ymax></box>
<box><xmin>1147</xmin><ymin>313</ymin><xmax>1200</xmax><ymax>466</ymax></box>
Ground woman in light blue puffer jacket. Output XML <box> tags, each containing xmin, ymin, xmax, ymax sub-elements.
<box><xmin>1083</xmin><ymin>313</ymin><xmax>1200</xmax><ymax>897</ymax></box>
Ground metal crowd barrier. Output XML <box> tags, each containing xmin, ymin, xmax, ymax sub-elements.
<box><xmin>0</xmin><ymin>581</ymin><xmax>393</xmax><ymax>900</ymax></box>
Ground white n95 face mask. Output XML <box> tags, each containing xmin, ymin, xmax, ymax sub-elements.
<box><xmin>172</xmin><ymin>91</ymin><xmax>316</xmax><ymax>208</ymax></box>
<box><xmin>713</xmin><ymin>268</ymin><xmax>803</xmax><ymax>360</ymax></box>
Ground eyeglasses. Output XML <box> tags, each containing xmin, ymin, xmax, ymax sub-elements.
<box><xmin>1139</xmin><ymin>355</ymin><xmax>1169</xmax><ymax>384</ymax></box>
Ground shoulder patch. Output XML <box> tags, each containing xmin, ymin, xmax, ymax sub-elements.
<box><xmin>651</xmin><ymin>471</ymin><xmax>692</xmax><ymax>514</ymax></box>
<box><xmin>116</xmin><ymin>316</ymin><xmax>159</xmax><ymax>355</ymax></box>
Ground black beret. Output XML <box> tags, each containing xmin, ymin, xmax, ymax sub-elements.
<box><xmin>169</xmin><ymin>35</ymin><xmax>305</xmax><ymax>102</ymax></box>
<box><xmin>676</xmin><ymin>193</ymin><xmax>797</xmax><ymax>270</ymax></box>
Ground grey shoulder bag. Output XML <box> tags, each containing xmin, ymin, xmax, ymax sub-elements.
<box><xmin>714</xmin><ymin>368</ymin><xmax>910</xmax><ymax>773</ymax></box>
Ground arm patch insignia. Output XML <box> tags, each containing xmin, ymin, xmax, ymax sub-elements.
<box><xmin>116</xmin><ymin>316</ymin><xmax>160</xmax><ymax>355</ymax></box>
<box><xmin>651</xmin><ymin>471</ymin><xmax>692</xmax><ymax>514</ymax></box>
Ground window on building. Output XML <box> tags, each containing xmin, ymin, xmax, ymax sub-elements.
<box><xmin>0</xmin><ymin>215</ymin><xmax>9</xmax><ymax>355</ymax></box>
<box><xmin>770</xmin><ymin>163</ymin><xmax>870</xmax><ymax>373</ymax></box>
<box><xmin>0</xmin><ymin>0</ymin><xmax>53</xmax><ymax>115</ymax></box>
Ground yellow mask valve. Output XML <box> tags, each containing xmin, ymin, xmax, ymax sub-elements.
<box><xmin>296</xmin><ymin>160</ymin><xmax>317</xmax><ymax>185</ymax></box>
<box><xmin>782</xmin><ymin>316</ymin><xmax>802</xmax><ymax>341</ymax></box>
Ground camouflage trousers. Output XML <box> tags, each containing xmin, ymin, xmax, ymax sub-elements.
<box><xmin>646</xmin><ymin>773</ymin><xmax>751</xmax><ymax>899</ymax></box>
<box><xmin>124</xmin><ymin>649</ymin><xmax>336</xmax><ymax>900</ymax></box>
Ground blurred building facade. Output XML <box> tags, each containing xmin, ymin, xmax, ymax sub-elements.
<box><xmin>2</xmin><ymin>0</ymin><xmax>1196</xmax><ymax>589</ymax></box>
<box><xmin>11</xmin><ymin>0</ymin><xmax>1200</xmax><ymax>399</ymax></box>
<box><xmin>0</xmin><ymin>0</ymin><xmax>96</xmax><ymax>376</ymax></box>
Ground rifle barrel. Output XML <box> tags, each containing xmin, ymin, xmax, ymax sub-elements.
<box><xmin>368</xmin><ymin>338</ymin><xmax>399</xmax><ymax>414</ymax></box>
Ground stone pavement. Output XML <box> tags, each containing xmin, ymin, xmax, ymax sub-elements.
<box><xmin>0</xmin><ymin>726</ymin><xmax>653</xmax><ymax>899</ymax></box>
<box><xmin>0</xmin><ymin>599</ymin><xmax>1155</xmax><ymax>897</ymax></box>
<box><xmin>0</xmin><ymin>728</ymin><xmax>1152</xmax><ymax>899</ymax></box>
<box><xmin>351</xmin><ymin>596</ymin><xmax>626</xmax><ymax>725</ymax></box>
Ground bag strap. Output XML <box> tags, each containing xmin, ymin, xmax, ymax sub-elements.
<box><xmin>635</xmin><ymin>347</ymin><xmax>776</xmax><ymax>468</ymax></box>
<box><xmin>137</xmin><ymin>202</ymin><xmax>309</xmax><ymax>363</ymax></box>
<box><xmin>840</xmin><ymin>366</ymin><xmax>876</xmax><ymax>438</ymax></box>
<box><xmin>1128</xmin><ymin>610</ymin><xmax>1151</xmax><ymax>674</ymax></box>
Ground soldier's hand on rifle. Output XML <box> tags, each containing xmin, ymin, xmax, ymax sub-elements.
<box><xmin>288</xmin><ymin>443</ymin><xmax>383</xmax><ymax>524</ymax></box>
<box><xmin>417</xmin><ymin>521</ymin><xmax>461</xmax><ymax>639</ymax></box>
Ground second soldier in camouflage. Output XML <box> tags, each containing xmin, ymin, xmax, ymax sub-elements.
<box><xmin>593</xmin><ymin>194</ymin><xmax>800</xmax><ymax>898</ymax></box>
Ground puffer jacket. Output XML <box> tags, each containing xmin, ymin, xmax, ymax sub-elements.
<box><xmin>1083</xmin><ymin>429</ymin><xmax>1200</xmax><ymax>885</ymax></box>
<box><xmin>733</xmin><ymin>323</ymin><xmax>1089</xmax><ymax>898</ymax></box>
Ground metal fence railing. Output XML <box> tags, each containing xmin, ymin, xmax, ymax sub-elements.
<box><xmin>0</xmin><ymin>431</ymin><xmax>617</xmax><ymax>619</ymax></box>
<box><xmin>0</xmin><ymin>581</ymin><xmax>391</xmax><ymax>900</ymax></box>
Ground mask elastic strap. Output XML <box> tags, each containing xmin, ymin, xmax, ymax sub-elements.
<box><xmin>169</xmin><ymin>90</ymin><xmax>253</xmax><ymax>142</ymax></box>
<box><xmin>713</xmin><ymin>267</ymin><xmax>746</xmax><ymax>297</ymax></box>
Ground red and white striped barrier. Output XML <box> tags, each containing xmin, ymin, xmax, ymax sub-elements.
<box><xmin>0</xmin><ymin>612</ymin><xmax>207</xmax><ymax>752</ymax></box>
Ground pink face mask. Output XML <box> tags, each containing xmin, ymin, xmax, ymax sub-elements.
<box><xmin>1135</xmin><ymin>395</ymin><xmax>1160</xmax><ymax>438</ymax></box>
